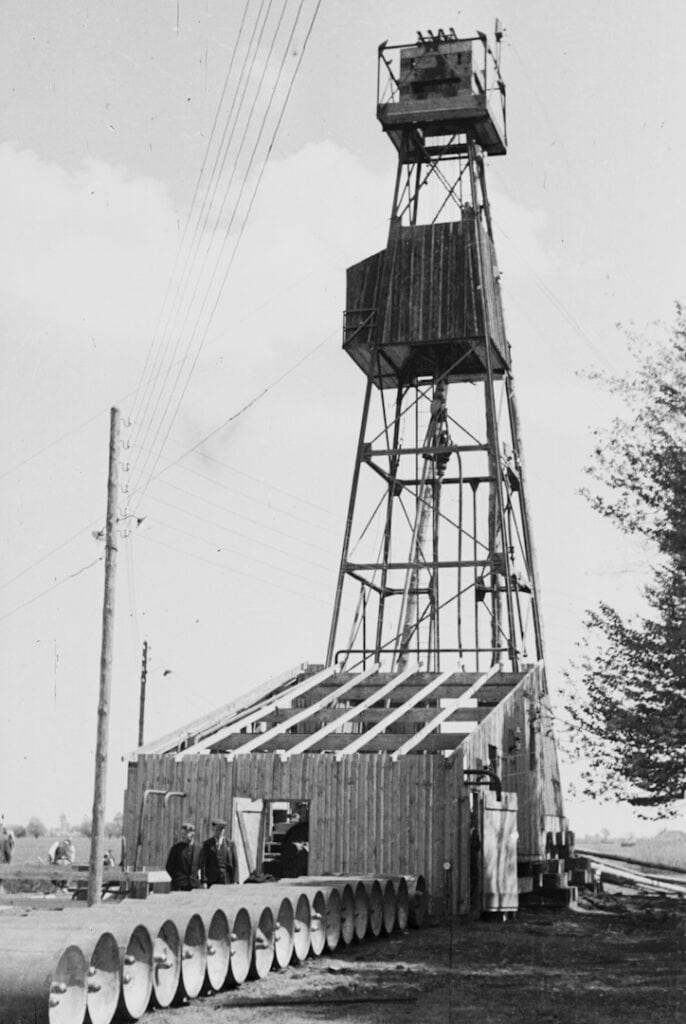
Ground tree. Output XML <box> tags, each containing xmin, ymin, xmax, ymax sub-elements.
<box><xmin>105</xmin><ymin>813</ymin><xmax>123</xmax><ymax>838</ymax></box>
<box><xmin>79</xmin><ymin>816</ymin><xmax>93</xmax><ymax>838</ymax></box>
<box><xmin>567</xmin><ymin>311</ymin><xmax>686</xmax><ymax>811</ymax></box>
<box><xmin>26</xmin><ymin>816</ymin><xmax>46</xmax><ymax>838</ymax></box>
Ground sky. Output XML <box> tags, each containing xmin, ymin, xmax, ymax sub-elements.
<box><xmin>1</xmin><ymin>0</ymin><xmax>685</xmax><ymax>840</ymax></box>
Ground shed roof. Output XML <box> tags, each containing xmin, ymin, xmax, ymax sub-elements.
<box><xmin>130</xmin><ymin>661</ymin><xmax>538</xmax><ymax>763</ymax></box>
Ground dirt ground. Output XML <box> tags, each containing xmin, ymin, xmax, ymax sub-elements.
<box><xmin>148</xmin><ymin>890</ymin><xmax>686</xmax><ymax>1024</ymax></box>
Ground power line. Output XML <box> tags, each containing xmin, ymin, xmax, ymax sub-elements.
<box><xmin>128</xmin><ymin>0</ymin><xmax>254</xmax><ymax>435</ymax></box>
<box><xmin>139</xmin><ymin>326</ymin><xmax>334</xmax><ymax>491</ymax></box>
<box><xmin>133</xmin><ymin>0</ymin><xmax>323</xmax><ymax>506</ymax></box>
<box><xmin>145</xmin><ymin>490</ymin><xmax>333</xmax><ymax>573</ymax></box>
<box><xmin>133</xmin><ymin>436</ymin><xmax>340</xmax><ymax>536</ymax></box>
<box><xmin>0</xmin><ymin>517</ymin><xmax>103</xmax><ymax>594</ymax></box>
<box><xmin>131</xmin><ymin>0</ymin><xmax>294</xmax><ymax>491</ymax></box>
<box><xmin>131</xmin><ymin>0</ymin><xmax>276</xmax><ymax>462</ymax></box>
<box><xmin>0</xmin><ymin>556</ymin><xmax>102</xmax><ymax>626</ymax></box>
<box><xmin>153</xmin><ymin>515</ymin><xmax>330</xmax><ymax>592</ymax></box>
<box><xmin>154</xmin><ymin>476</ymin><xmax>334</xmax><ymax>556</ymax></box>
<box><xmin>152</xmin><ymin>433</ymin><xmax>339</xmax><ymax>519</ymax></box>
<box><xmin>138</xmin><ymin>531</ymin><xmax>329</xmax><ymax>607</ymax></box>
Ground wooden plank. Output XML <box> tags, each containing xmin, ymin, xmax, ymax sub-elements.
<box><xmin>443</xmin><ymin>749</ymin><xmax>455</xmax><ymax>911</ymax></box>
<box><xmin>130</xmin><ymin>662</ymin><xmax>313</xmax><ymax>758</ymax></box>
<box><xmin>383</xmin><ymin>756</ymin><xmax>392</xmax><ymax>873</ymax></box>
<box><xmin>176</xmin><ymin>665</ymin><xmax>338</xmax><ymax>760</ymax></box>
<box><xmin>263</xmin><ymin>702</ymin><xmax>486</xmax><ymax>726</ymax></box>
<box><xmin>390</xmin><ymin>758</ymin><xmax>401</xmax><ymax>873</ymax></box>
<box><xmin>322</xmin><ymin>755</ymin><xmax>332</xmax><ymax>871</ymax></box>
<box><xmin>311</xmin><ymin>755</ymin><xmax>326</xmax><ymax>874</ymax></box>
<box><xmin>302</xmin><ymin>679</ymin><xmax>519</xmax><ymax>703</ymax></box>
<box><xmin>335</xmin><ymin>666</ymin><xmax>467</xmax><ymax>758</ymax></box>
<box><xmin>226</xmin><ymin>664</ymin><xmax>379</xmax><ymax>758</ymax></box>
<box><xmin>403</xmin><ymin>755</ymin><xmax>415</xmax><ymax>873</ymax></box>
<box><xmin>215</xmin><ymin>729</ymin><xmax>475</xmax><ymax>754</ymax></box>
<box><xmin>279</xmin><ymin>664</ymin><xmax>419</xmax><ymax>759</ymax></box>
<box><xmin>435</xmin><ymin>758</ymin><xmax>447</xmax><ymax>909</ymax></box>
<box><xmin>453</xmin><ymin>753</ymin><xmax>470</xmax><ymax>915</ymax></box>
<box><xmin>415</xmin><ymin>755</ymin><xmax>426</xmax><ymax>881</ymax></box>
<box><xmin>368</xmin><ymin>757</ymin><xmax>378</xmax><ymax>868</ymax></box>
<box><xmin>345</xmin><ymin>756</ymin><xmax>354</xmax><ymax>873</ymax></box>
<box><xmin>390</xmin><ymin>664</ymin><xmax>501</xmax><ymax>760</ymax></box>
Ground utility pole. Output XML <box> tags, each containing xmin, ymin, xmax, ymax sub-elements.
<box><xmin>138</xmin><ymin>640</ymin><xmax>149</xmax><ymax>747</ymax></box>
<box><xmin>88</xmin><ymin>406</ymin><xmax>120</xmax><ymax>906</ymax></box>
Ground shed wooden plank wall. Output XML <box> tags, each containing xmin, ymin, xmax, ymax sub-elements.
<box><xmin>124</xmin><ymin>749</ymin><xmax>469</xmax><ymax>914</ymax></box>
<box><xmin>460</xmin><ymin>663</ymin><xmax>564</xmax><ymax>860</ymax></box>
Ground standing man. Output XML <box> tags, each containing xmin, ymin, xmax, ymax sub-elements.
<box><xmin>165</xmin><ymin>822</ymin><xmax>201</xmax><ymax>891</ymax></box>
<box><xmin>200</xmin><ymin>818</ymin><xmax>238</xmax><ymax>887</ymax></box>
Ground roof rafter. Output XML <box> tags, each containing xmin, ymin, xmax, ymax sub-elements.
<box><xmin>226</xmin><ymin>662</ymin><xmax>380</xmax><ymax>760</ymax></box>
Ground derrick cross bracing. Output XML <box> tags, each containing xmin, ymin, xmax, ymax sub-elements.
<box><xmin>326</xmin><ymin>29</ymin><xmax>543</xmax><ymax>675</ymax></box>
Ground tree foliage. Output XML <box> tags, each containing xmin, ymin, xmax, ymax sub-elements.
<box><xmin>105</xmin><ymin>813</ymin><xmax>123</xmax><ymax>838</ymax></box>
<box><xmin>26</xmin><ymin>816</ymin><xmax>47</xmax><ymax>838</ymax></box>
<box><xmin>567</xmin><ymin>311</ymin><xmax>686</xmax><ymax>810</ymax></box>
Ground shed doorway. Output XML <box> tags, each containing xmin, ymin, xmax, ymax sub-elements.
<box><xmin>232</xmin><ymin>798</ymin><xmax>309</xmax><ymax>880</ymax></box>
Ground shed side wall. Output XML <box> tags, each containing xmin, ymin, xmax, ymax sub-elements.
<box><xmin>123</xmin><ymin>750</ymin><xmax>468</xmax><ymax>914</ymax></box>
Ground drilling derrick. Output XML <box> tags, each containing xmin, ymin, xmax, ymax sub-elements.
<box><xmin>327</xmin><ymin>26</ymin><xmax>543</xmax><ymax>674</ymax></box>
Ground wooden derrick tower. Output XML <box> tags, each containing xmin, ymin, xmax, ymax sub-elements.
<box><xmin>327</xmin><ymin>26</ymin><xmax>543</xmax><ymax>675</ymax></box>
<box><xmin>124</xmin><ymin>27</ymin><xmax>568</xmax><ymax>908</ymax></box>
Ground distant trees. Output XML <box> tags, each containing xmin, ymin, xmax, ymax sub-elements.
<box><xmin>26</xmin><ymin>816</ymin><xmax>47</xmax><ymax>838</ymax></box>
<box><xmin>567</xmin><ymin>311</ymin><xmax>686</xmax><ymax>810</ymax></box>
<box><xmin>79</xmin><ymin>816</ymin><xmax>93</xmax><ymax>838</ymax></box>
<box><xmin>105</xmin><ymin>813</ymin><xmax>123</xmax><ymax>838</ymax></box>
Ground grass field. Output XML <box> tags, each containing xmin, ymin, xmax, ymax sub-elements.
<box><xmin>10</xmin><ymin>834</ymin><xmax>93</xmax><ymax>866</ymax></box>
<box><xmin>578</xmin><ymin>830</ymin><xmax>686</xmax><ymax>870</ymax></box>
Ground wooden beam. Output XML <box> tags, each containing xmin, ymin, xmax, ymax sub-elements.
<box><xmin>390</xmin><ymin>663</ymin><xmax>501</xmax><ymax>761</ymax></box>
<box><xmin>128</xmin><ymin>662</ymin><xmax>312</xmax><ymax>759</ymax></box>
<box><xmin>280</xmin><ymin>664</ymin><xmax>419</xmax><ymax>761</ymax></box>
<box><xmin>335</xmin><ymin>666</ymin><xmax>460</xmax><ymax>760</ymax></box>
<box><xmin>302</xmin><ymin>678</ymin><xmax>518</xmax><ymax>704</ymax></box>
<box><xmin>263</xmin><ymin>700</ymin><xmax>484</xmax><ymax>726</ymax></box>
<box><xmin>175</xmin><ymin>664</ymin><xmax>338</xmax><ymax>761</ymax></box>
<box><xmin>226</xmin><ymin>728</ymin><xmax>475</xmax><ymax>754</ymax></box>
<box><xmin>224</xmin><ymin>663</ymin><xmax>380</xmax><ymax>759</ymax></box>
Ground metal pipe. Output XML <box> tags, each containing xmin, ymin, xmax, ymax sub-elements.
<box><xmin>351</xmin><ymin>880</ymin><xmax>370</xmax><ymax>941</ymax></box>
<box><xmin>275</xmin><ymin>882</ymin><xmax>342</xmax><ymax>952</ymax></box>
<box><xmin>0</xmin><ymin>945</ymin><xmax>87</xmax><ymax>1024</ymax></box>
<box><xmin>0</xmin><ymin>924</ymin><xmax>121</xmax><ymax>1024</ymax></box>
<box><xmin>114</xmin><ymin>923</ymin><xmax>153</xmax><ymax>1022</ymax></box>
<box><xmin>151</xmin><ymin>920</ymin><xmax>181</xmax><ymax>1009</ymax></box>
<box><xmin>205</xmin><ymin>908</ymin><xmax>231</xmax><ymax>993</ymax></box>
<box><xmin>177</xmin><ymin>912</ymin><xmax>207</xmax><ymax>1001</ymax></box>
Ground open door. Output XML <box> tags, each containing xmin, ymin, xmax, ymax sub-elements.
<box><xmin>232</xmin><ymin>797</ymin><xmax>266</xmax><ymax>882</ymax></box>
<box><xmin>481</xmin><ymin>791</ymin><xmax>518</xmax><ymax>914</ymax></box>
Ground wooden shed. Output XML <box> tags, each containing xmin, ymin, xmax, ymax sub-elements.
<box><xmin>123</xmin><ymin>660</ymin><xmax>564</xmax><ymax>914</ymax></box>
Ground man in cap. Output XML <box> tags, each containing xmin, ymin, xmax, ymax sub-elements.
<box><xmin>165</xmin><ymin>822</ymin><xmax>202</xmax><ymax>891</ymax></box>
<box><xmin>200</xmin><ymin>818</ymin><xmax>238</xmax><ymax>886</ymax></box>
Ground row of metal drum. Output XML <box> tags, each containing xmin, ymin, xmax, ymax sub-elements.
<box><xmin>0</xmin><ymin>874</ymin><xmax>427</xmax><ymax>1024</ymax></box>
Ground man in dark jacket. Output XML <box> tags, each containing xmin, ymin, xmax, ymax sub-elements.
<box><xmin>165</xmin><ymin>822</ymin><xmax>202</xmax><ymax>891</ymax></box>
<box><xmin>200</xmin><ymin>819</ymin><xmax>238</xmax><ymax>886</ymax></box>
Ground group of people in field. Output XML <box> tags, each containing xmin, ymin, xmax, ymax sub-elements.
<box><xmin>165</xmin><ymin>819</ymin><xmax>238</xmax><ymax>890</ymax></box>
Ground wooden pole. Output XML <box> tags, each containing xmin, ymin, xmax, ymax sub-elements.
<box><xmin>88</xmin><ymin>406</ymin><xmax>120</xmax><ymax>906</ymax></box>
<box><xmin>137</xmin><ymin>640</ymin><xmax>148</xmax><ymax>747</ymax></box>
